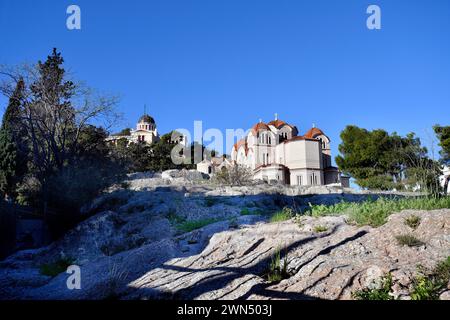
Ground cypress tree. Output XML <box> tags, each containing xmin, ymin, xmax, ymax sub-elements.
<box><xmin>0</xmin><ymin>78</ymin><xmax>26</xmax><ymax>200</ymax></box>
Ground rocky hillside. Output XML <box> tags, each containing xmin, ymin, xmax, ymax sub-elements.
<box><xmin>0</xmin><ymin>170</ymin><xmax>449</xmax><ymax>300</ymax></box>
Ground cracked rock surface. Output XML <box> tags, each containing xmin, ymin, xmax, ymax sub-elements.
<box><xmin>125</xmin><ymin>210</ymin><xmax>450</xmax><ymax>300</ymax></box>
<box><xmin>0</xmin><ymin>173</ymin><xmax>449</xmax><ymax>300</ymax></box>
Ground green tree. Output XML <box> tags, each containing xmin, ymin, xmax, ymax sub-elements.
<box><xmin>0</xmin><ymin>78</ymin><xmax>27</xmax><ymax>199</ymax></box>
<box><xmin>434</xmin><ymin>125</ymin><xmax>450</xmax><ymax>164</ymax></box>
<box><xmin>336</xmin><ymin>125</ymin><xmax>431</xmax><ymax>190</ymax></box>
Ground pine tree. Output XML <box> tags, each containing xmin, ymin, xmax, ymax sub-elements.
<box><xmin>0</xmin><ymin>78</ymin><xmax>26</xmax><ymax>199</ymax></box>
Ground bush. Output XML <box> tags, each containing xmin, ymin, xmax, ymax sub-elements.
<box><xmin>307</xmin><ymin>196</ymin><xmax>450</xmax><ymax>227</ymax></box>
<box><xmin>213</xmin><ymin>165</ymin><xmax>253</xmax><ymax>186</ymax></box>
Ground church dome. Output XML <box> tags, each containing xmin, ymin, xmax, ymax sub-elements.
<box><xmin>138</xmin><ymin>114</ymin><xmax>155</xmax><ymax>124</ymax></box>
<box><xmin>267</xmin><ymin>119</ymin><xmax>286</xmax><ymax>128</ymax></box>
<box><xmin>304</xmin><ymin>127</ymin><xmax>327</xmax><ymax>139</ymax></box>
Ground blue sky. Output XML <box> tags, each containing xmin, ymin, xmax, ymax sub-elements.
<box><xmin>0</xmin><ymin>0</ymin><xmax>449</xmax><ymax>162</ymax></box>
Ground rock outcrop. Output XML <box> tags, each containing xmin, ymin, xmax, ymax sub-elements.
<box><xmin>126</xmin><ymin>210</ymin><xmax>450</xmax><ymax>300</ymax></box>
<box><xmin>0</xmin><ymin>172</ymin><xmax>448</xmax><ymax>300</ymax></box>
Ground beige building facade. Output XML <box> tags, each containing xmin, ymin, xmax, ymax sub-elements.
<box><xmin>107</xmin><ymin>114</ymin><xmax>160</xmax><ymax>145</ymax></box>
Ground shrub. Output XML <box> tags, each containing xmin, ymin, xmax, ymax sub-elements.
<box><xmin>270</xmin><ymin>207</ymin><xmax>294</xmax><ymax>223</ymax></box>
<box><xmin>213</xmin><ymin>164</ymin><xmax>253</xmax><ymax>186</ymax></box>
<box><xmin>40</xmin><ymin>257</ymin><xmax>75</xmax><ymax>277</ymax></box>
<box><xmin>352</xmin><ymin>274</ymin><xmax>394</xmax><ymax>300</ymax></box>
<box><xmin>395</xmin><ymin>234</ymin><xmax>424</xmax><ymax>247</ymax></box>
<box><xmin>404</xmin><ymin>215</ymin><xmax>421</xmax><ymax>229</ymax></box>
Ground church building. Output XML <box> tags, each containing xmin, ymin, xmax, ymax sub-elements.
<box><xmin>227</xmin><ymin>115</ymin><xmax>349</xmax><ymax>187</ymax></box>
<box><xmin>107</xmin><ymin>113</ymin><xmax>160</xmax><ymax>145</ymax></box>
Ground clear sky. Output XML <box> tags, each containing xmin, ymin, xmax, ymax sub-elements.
<box><xmin>1</xmin><ymin>0</ymin><xmax>449</xmax><ymax>161</ymax></box>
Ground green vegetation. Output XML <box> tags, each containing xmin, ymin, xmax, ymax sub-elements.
<box><xmin>313</xmin><ymin>225</ymin><xmax>328</xmax><ymax>233</ymax></box>
<box><xmin>353</xmin><ymin>257</ymin><xmax>450</xmax><ymax>300</ymax></box>
<box><xmin>411</xmin><ymin>257</ymin><xmax>450</xmax><ymax>300</ymax></box>
<box><xmin>240</xmin><ymin>208</ymin><xmax>263</xmax><ymax>216</ymax></box>
<box><xmin>434</xmin><ymin>125</ymin><xmax>450</xmax><ymax>163</ymax></box>
<box><xmin>40</xmin><ymin>257</ymin><xmax>75</xmax><ymax>277</ymax></box>
<box><xmin>176</xmin><ymin>218</ymin><xmax>220</xmax><ymax>233</ymax></box>
<box><xmin>395</xmin><ymin>234</ymin><xmax>425</xmax><ymax>247</ymax></box>
<box><xmin>404</xmin><ymin>215</ymin><xmax>421</xmax><ymax>230</ymax></box>
<box><xmin>113</xmin><ymin>128</ymin><xmax>131</xmax><ymax>136</ymax></box>
<box><xmin>0</xmin><ymin>49</ymin><xmax>127</xmax><ymax>240</ymax></box>
<box><xmin>336</xmin><ymin>125</ymin><xmax>441</xmax><ymax>192</ymax></box>
<box><xmin>167</xmin><ymin>210</ymin><xmax>186</xmax><ymax>225</ymax></box>
<box><xmin>307</xmin><ymin>196</ymin><xmax>450</xmax><ymax>227</ymax></box>
<box><xmin>270</xmin><ymin>207</ymin><xmax>295</xmax><ymax>223</ymax></box>
<box><xmin>0</xmin><ymin>78</ymin><xmax>26</xmax><ymax>199</ymax></box>
<box><xmin>265</xmin><ymin>248</ymin><xmax>290</xmax><ymax>283</ymax></box>
<box><xmin>352</xmin><ymin>274</ymin><xmax>394</xmax><ymax>300</ymax></box>
<box><xmin>213</xmin><ymin>164</ymin><xmax>253</xmax><ymax>186</ymax></box>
